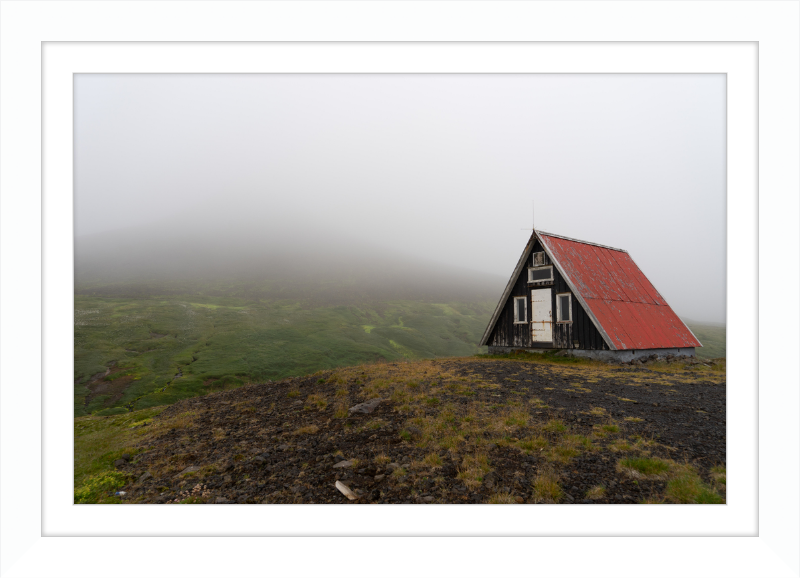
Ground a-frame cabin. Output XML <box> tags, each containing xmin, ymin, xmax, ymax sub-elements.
<box><xmin>480</xmin><ymin>230</ymin><xmax>701</xmax><ymax>361</ymax></box>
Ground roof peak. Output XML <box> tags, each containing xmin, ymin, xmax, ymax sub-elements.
<box><xmin>535</xmin><ymin>230</ymin><xmax>627</xmax><ymax>253</ymax></box>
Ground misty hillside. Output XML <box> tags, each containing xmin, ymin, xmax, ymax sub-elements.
<box><xmin>74</xmin><ymin>221</ymin><xmax>508</xmax><ymax>416</ymax></box>
<box><xmin>74</xmin><ymin>221</ymin><xmax>507</xmax><ymax>306</ymax></box>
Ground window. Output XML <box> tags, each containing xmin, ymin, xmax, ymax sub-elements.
<box><xmin>557</xmin><ymin>293</ymin><xmax>572</xmax><ymax>323</ymax></box>
<box><xmin>513</xmin><ymin>296</ymin><xmax>527</xmax><ymax>324</ymax></box>
<box><xmin>532</xmin><ymin>251</ymin><xmax>547</xmax><ymax>266</ymax></box>
<box><xmin>528</xmin><ymin>266</ymin><xmax>553</xmax><ymax>283</ymax></box>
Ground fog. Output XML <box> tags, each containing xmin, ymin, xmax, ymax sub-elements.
<box><xmin>75</xmin><ymin>74</ymin><xmax>726</xmax><ymax>322</ymax></box>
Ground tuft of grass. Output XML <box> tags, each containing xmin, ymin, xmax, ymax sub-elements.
<box><xmin>548</xmin><ymin>444</ymin><xmax>580</xmax><ymax>464</ymax></box>
<box><xmin>333</xmin><ymin>404</ymin><xmax>348</xmax><ymax>419</ymax></box>
<box><xmin>564</xmin><ymin>434</ymin><xmax>593</xmax><ymax>451</ymax></box>
<box><xmin>293</xmin><ymin>424</ymin><xmax>319</xmax><ymax>435</ymax></box>
<box><xmin>422</xmin><ymin>453</ymin><xmax>443</xmax><ymax>469</ymax></box>
<box><xmin>305</xmin><ymin>394</ymin><xmax>327</xmax><ymax>411</ymax></box>
<box><xmin>618</xmin><ymin>456</ymin><xmax>671</xmax><ymax>478</ymax></box>
<box><xmin>438</xmin><ymin>435</ymin><xmax>463</xmax><ymax>451</ymax></box>
<box><xmin>666</xmin><ymin>467</ymin><xmax>725</xmax><ymax>504</ymax></box>
<box><xmin>624</xmin><ymin>417</ymin><xmax>644</xmax><ymax>423</ymax></box>
<box><xmin>503</xmin><ymin>409</ymin><xmax>529</xmax><ymax>428</ymax></box>
<box><xmin>517</xmin><ymin>436</ymin><xmax>548</xmax><ymax>454</ymax></box>
<box><xmin>335</xmin><ymin>388</ymin><xmax>348</xmax><ymax>398</ymax></box>
<box><xmin>374</xmin><ymin>454</ymin><xmax>391</xmax><ymax>465</ymax></box>
<box><xmin>586</xmin><ymin>485</ymin><xmax>606</xmax><ymax>500</ymax></box>
<box><xmin>543</xmin><ymin>419</ymin><xmax>567</xmax><ymax>434</ymax></box>
<box><xmin>487</xmin><ymin>492</ymin><xmax>517</xmax><ymax>504</ymax></box>
<box><xmin>609</xmin><ymin>438</ymin><xmax>633</xmax><ymax>453</ymax></box>
<box><xmin>601</xmin><ymin>424</ymin><xmax>620</xmax><ymax>433</ymax></box>
<box><xmin>589</xmin><ymin>407</ymin><xmax>607</xmax><ymax>416</ymax></box>
<box><xmin>287</xmin><ymin>389</ymin><xmax>300</xmax><ymax>398</ymax></box>
<box><xmin>457</xmin><ymin>453</ymin><xmax>491</xmax><ymax>490</ymax></box>
<box><xmin>531</xmin><ymin>469</ymin><xmax>562</xmax><ymax>503</ymax></box>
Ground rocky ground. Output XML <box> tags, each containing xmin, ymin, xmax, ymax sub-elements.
<box><xmin>115</xmin><ymin>354</ymin><xmax>726</xmax><ymax>504</ymax></box>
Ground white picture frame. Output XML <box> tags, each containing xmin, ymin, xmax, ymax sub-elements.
<box><xmin>1</xmin><ymin>1</ymin><xmax>797</xmax><ymax>577</ymax></box>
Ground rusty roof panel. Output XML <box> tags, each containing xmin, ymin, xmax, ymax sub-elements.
<box><xmin>596</xmin><ymin>247</ymin><xmax>649</xmax><ymax>304</ymax></box>
<box><xmin>609</xmin><ymin>250</ymin><xmax>665</xmax><ymax>306</ymax></box>
<box><xmin>539</xmin><ymin>232</ymin><xmax>701</xmax><ymax>350</ymax></box>
<box><xmin>583</xmin><ymin>299</ymin><xmax>629</xmax><ymax>349</ymax></box>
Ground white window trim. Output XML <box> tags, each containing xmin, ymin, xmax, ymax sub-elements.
<box><xmin>513</xmin><ymin>296</ymin><xmax>527</xmax><ymax>324</ymax></box>
<box><xmin>556</xmin><ymin>292</ymin><xmax>572</xmax><ymax>323</ymax></box>
<box><xmin>528</xmin><ymin>265</ymin><xmax>553</xmax><ymax>283</ymax></box>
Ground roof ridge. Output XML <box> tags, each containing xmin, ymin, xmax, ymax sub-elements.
<box><xmin>536</xmin><ymin>230</ymin><xmax>627</xmax><ymax>253</ymax></box>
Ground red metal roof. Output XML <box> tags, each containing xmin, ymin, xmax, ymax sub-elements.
<box><xmin>538</xmin><ymin>232</ymin><xmax>701</xmax><ymax>350</ymax></box>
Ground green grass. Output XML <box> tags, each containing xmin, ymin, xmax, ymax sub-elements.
<box><xmin>666</xmin><ymin>469</ymin><xmax>725</xmax><ymax>504</ymax></box>
<box><xmin>74</xmin><ymin>295</ymin><xmax>494</xmax><ymax>416</ymax></box>
<box><xmin>683</xmin><ymin>320</ymin><xmax>726</xmax><ymax>359</ymax></box>
<box><xmin>618</xmin><ymin>456</ymin><xmax>671</xmax><ymax>477</ymax></box>
<box><xmin>74</xmin><ymin>406</ymin><xmax>166</xmax><ymax>502</ymax></box>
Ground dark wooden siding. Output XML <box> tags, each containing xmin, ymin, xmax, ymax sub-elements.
<box><xmin>488</xmin><ymin>238</ymin><xmax>609</xmax><ymax>350</ymax></box>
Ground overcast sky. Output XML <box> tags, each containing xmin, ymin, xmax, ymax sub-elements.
<box><xmin>74</xmin><ymin>74</ymin><xmax>726</xmax><ymax>323</ymax></box>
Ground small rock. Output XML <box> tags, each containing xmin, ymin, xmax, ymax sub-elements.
<box><xmin>349</xmin><ymin>398</ymin><xmax>383</xmax><ymax>414</ymax></box>
<box><xmin>121</xmin><ymin>453</ymin><xmax>131</xmax><ymax>461</ymax></box>
<box><xmin>563</xmin><ymin>493</ymin><xmax>574</xmax><ymax>502</ymax></box>
<box><xmin>113</xmin><ymin>459</ymin><xmax>127</xmax><ymax>468</ymax></box>
<box><xmin>291</xmin><ymin>485</ymin><xmax>304</xmax><ymax>494</ymax></box>
<box><xmin>422</xmin><ymin>496</ymin><xmax>434</xmax><ymax>502</ymax></box>
<box><xmin>374</xmin><ymin>474</ymin><xmax>385</xmax><ymax>482</ymax></box>
<box><xmin>386</xmin><ymin>463</ymin><xmax>400</xmax><ymax>471</ymax></box>
<box><xmin>138</xmin><ymin>472</ymin><xmax>153</xmax><ymax>484</ymax></box>
<box><xmin>177</xmin><ymin>466</ymin><xmax>201</xmax><ymax>477</ymax></box>
<box><xmin>335</xmin><ymin>480</ymin><xmax>358</xmax><ymax>500</ymax></box>
<box><xmin>215</xmin><ymin>497</ymin><xmax>231</xmax><ymax>504</ymax></box>
<box><xmin>333</xmin><ymin>460</ymin><xmax>354</xmax><ymax>469</ymax></box>
<box><xmin>224</xmin><ymin>475</ymin><xmax>233</xmax><ymax>483</ymax></box>
<box><xmin>405</xmin><ymin>426</ymin><xmax>423</xmax><ymax>439</ymax></box>
<box><xmin>515</xmin><ymin>496</ymin><xmax>524</xmax><ymax>504</ymax></box>
<box><xmin>277</xmin><ymin>444</ymin><xmax>290</xmax><ymax>451</ymax></box>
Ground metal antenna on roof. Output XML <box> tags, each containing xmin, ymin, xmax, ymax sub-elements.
<box><xmin>521</xmin><ymin>199</ymin><xmax>535</xmax><ymax>234</ymax></box>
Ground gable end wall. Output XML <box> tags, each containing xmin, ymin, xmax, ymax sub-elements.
<box><xmin>488</xmin><ymin>238</ymin><xmax>609</xmax><ymax>351</ymax></box>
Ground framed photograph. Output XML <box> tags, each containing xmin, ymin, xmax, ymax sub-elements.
<box><xmin>1</xmin><ymin>2</ymin><xmax>797</xmax><ymax>577</ymax></box>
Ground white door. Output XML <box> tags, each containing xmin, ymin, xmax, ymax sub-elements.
<box><xmin>531</xmin><ymin>288</ymin><xmax>552</xmax><ymax>342</ymax></box>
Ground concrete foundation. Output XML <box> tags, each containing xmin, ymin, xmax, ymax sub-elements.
<box><xmin>487</xmin><ymin>345</ymin><xmax>695</xmax><ymax>362</ymax></box>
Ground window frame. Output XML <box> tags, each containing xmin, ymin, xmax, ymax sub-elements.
<box><xmin>532</xmin><ymin>251</ymin><xmax>547</xmax><ymax>266</ymax></box>
<box><xmin>556</xmin><ymin>292</ymin><xmax>572</xmax><ymax>323</ymax></box>
<box><xmin>513</xmin><ymin>296</ymin><xmax>527</xmax><ymax>324</ymax></box>
<box><xmin>528</xmin><ymin>265</ymin><xmax>554</xmax><ymax>283</ymax></box>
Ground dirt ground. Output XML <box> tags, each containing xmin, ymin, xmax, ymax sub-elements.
<box><xmin>118</xmin><ymin>355</ymin><xmax>726</xmax><ymax>504</ymax></box>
